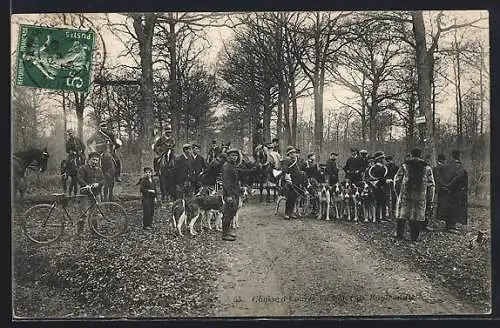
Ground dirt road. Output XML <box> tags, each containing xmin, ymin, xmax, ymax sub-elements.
<box><xmin>212</xmin><ymin>202</ymin><xmax>483</xmax><ymax>317</ymax></box>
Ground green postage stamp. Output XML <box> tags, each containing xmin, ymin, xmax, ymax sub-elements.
<box><xmin>15</xmin><ymin>24</ymin><xmax>96</xmax><ymax>92</ymax></box>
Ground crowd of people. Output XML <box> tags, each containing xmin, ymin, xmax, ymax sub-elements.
<box><xmin>63</xmin><ymin>121</ymin><xmax>469</xmax><ymax>242</ymax></box>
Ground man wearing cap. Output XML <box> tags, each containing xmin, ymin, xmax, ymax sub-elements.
<box><xmin>221</xmin><ymin>148</ymin><xmax>243</xmax><ymax>241</ymax></box>
<box><xmin>366</xmin><ymin>151</ymin><xmax>390</xmax><ymax>222</ymax></box>
<box><xmin>76</xmin><ymin>152</ymin><xmax>105</xmax><ymax>233</ymax></box>
<box><xmin>394</xmin><ymin>148</ymin><xmax>435</xmax><ymax>243</ymax></box>
<box><xmin>325</xmin><ymin>152</ymin><xmax>339</xmax><ymax>186</ymax></box>
<box><xmin>65</xmin><ymin>128</ymin><xmax>86</xmax><ymax>166</ymax></box>
<box><xmin>281</xmin><ymin>146</ymin><xmax>301</xmax><ymax>220</ymax></box>
<box><xmin>439</xmin><ymin>150</ymin><xmax>468</xmax><ymax>233</ymax></box>
<box><xmin>191</xmin><ymin>143</ymin><xmax>207</xmax><ymax>193</ymax></box>
<box><xmin>174</xmin><ymin>143</ymin><xmax>194</xmax><ymax>200</ymax></box>
<box><xmin>86</xmin><ymin>121</ymin><xmax>122</xmax><ymax>182</ymax></box>
<box><xmin>343</xmin><ymin>148</ymin><xmax>365</xmax><ymax>183</ymax></box>
<box><xmin>139</xmin><ymin>166</ymin><xmax>158</xmax><ymax>230</ymax></box>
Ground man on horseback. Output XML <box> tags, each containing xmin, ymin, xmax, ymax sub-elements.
<box><xmin>65</xmin><ymin>128</ymin><xmax>86</xmax><ymax>166</ymax></box>
<box><xmin>86</xmin><ymin>121</ymin><xmax>122</xmax><ymax>182</ymax></box>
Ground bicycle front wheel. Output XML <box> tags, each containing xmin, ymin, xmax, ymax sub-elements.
<box><xmin>22</xmin><ymin>204</ymin><xmax>65</xmax><ymax>245</ymax></box>
<box><xmin>89</xmin><ymin>202</ymin><xmax>128</xmax><ymax>238</ymax></box>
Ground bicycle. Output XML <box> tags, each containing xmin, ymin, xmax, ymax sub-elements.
<box><xmin>21</xmin><ymin>185</ymin><xmax>128</xmax><ymax>245</ymax></box>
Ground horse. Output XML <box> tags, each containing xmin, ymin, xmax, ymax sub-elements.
<box><xmin>100</xmin><ymin>144</ymin><xmax>117</xmax><ymax>201</ymax></box>
<box><xmin>60</xmin><ymin>155</ymin><xmax>81</xmax><ymax>196</ymax></box>
<box><xmin>253</xmin><ymin>144</ymin><xmax>282</xmax><ymax>203</ymax></box>
<box><xmin>13</xmin><ymin>147</ymin><xmax>50</xmax><ymax>202</ymax></box>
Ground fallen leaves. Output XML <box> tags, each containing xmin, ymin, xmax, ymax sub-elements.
<box><xmin>12</xmin><ymin>201</ymin><xmax>226</xmax><ymax>318</ymax></box>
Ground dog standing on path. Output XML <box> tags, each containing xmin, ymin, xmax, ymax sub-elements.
<box><xmin>317</xmin><ymin>183</ymin><xmax>331</xmax><ymax>220</ymax></box>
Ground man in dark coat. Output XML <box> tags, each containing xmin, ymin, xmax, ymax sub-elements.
<box><xmin>282</xmin><ymin>146</ymin><xmax>301</xmax><ymax>220</ymax></box>
<box><xmin>325</xmin><ymin>152</ymin><xmax>339</xmax><ymax>186</ymax></box>
<box><xmin>191</xmin><ymin>143</ymin><xmax>207</xmax><ymax>194</ymax></box>
<box><xmin>86</xmin><ymin>121</ymin><xmax>122</xmax><ymax>182</ymax></box>
<box><xmin>359</xmin><ymin>149</ymin><xmax>369</xmax><ymax>173</ymax></box>
<box><xmin>439</xmin><ymin>150</ymin><xmax>468</xmax><ymax>233</ymax></box>
<box><xmin>221</xmin><ymin>148</ymin><xmax>243</xmax><ymax>241</ymax></box>
<box><xmin>429</xmin><ymin>154</ymin><xmax>447</xmax><ymax>226</ymax></box>
<box><xmin>174</xmin><ymin>143</ymin><xmax>194</xmax><ymax>200</ymax></box>
<box><xmin>343</xmin><ymin>148</ymin><xmax>365</xmax><ymax>183</ymax></box>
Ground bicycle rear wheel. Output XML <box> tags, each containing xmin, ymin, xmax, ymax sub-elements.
<box><xmin>89</xmin><ymin>202</ymin><xmax>128</xmax><ymax>238</ymax></box>
<box><xmin>22</xmin><ymin>204</ymin><xmax>65</xmax><ymax>245</ymax></box>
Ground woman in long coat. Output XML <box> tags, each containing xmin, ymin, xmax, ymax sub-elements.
<box><xmin>394</xmin><ymin>148</ymin><xmax>435</xmax><ymax>242</ymax></box>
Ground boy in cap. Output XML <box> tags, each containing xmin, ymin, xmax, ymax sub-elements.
<box><xmin>139</xmin><ymin>166</ymin><xmax>158</xmax><ymax>230</ymax></box>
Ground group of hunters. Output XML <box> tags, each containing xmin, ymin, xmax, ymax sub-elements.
<box><xmin>63</xmin><ymin>120</ymin><xmax>468</xmax><ymax>242</ymax></box>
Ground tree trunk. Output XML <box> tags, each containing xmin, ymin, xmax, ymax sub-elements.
<box><xmin>411</xmin><ymin>11</ymin><xmax>436</xmax><ymax>163</ymax></box>
<box><xmin>290</xmin><ymin>74</ymin><xmax>298</xmax><ymax>146</ymax></box>
<box><xmin>133</xmin><ymin>13</ymin><xmax>156</xmax><ymax>168</ymax></box>
<box><xmin>479</xmin><ymin>43</ymin><xmax>484</xmax><ymax>135</ymax></box>
<box><xmin>62</xmin><ymin>91</ymin><xmax>67</xmax><ymax>136</ymax></box>
<box><xmin>74</xmin><ymin>92</ymin><xmax>85</xmax><ymax>140</ymax></box>
<box><xmin>263</xmin><ymin>87</ymin><xmax>272</xmax><ymax>143</ymax></box>
<box><xmin>314</xmin><ymin>69</ymin><xmax>325</xmax><ymax>162</ymax></box>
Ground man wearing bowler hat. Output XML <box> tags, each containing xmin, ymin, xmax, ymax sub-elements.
<box><xmin>343</xmin><ymin>148</ymin><xmax>365</xmax><ymax>183</ymax></box>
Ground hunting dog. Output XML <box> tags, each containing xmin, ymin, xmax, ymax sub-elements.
<box><xmin>171</xmin><ymin>195</ymin><xmax>225</xmax><ymax>236</ymax></box>
<box><xmin>341</xmin><ymin>180</ymin><xmax>360</xmax><ymax>221</ymax></box>
<box><xmin>330</xmin><ymin>182</ymin><xmax>344</xmax><ymax>220</ymax></box>
<box><xmin>359</xmin><ymin>181</ymin><xmax>376</xmax><ymax>223</ymax></box>
<box><xmin>317</xmin><ymin>183</ymin><xmax>331</xmax><ymax>220</ymax></box>
<box><xmin>172</xmin><ymin>185</ymin><xmax>251</xmax><ymax>236</ymax></box>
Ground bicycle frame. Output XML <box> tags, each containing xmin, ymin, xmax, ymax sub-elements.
<box><xmin>42</xmin><ymin>188</ymin><xmax>102</xmax><ymax>228</ymax></box>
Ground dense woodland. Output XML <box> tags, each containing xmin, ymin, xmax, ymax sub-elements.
<box><xmin>12</xmin><ymin>11</ymin><xmax>489</xmax><ymax>199</ymax></box>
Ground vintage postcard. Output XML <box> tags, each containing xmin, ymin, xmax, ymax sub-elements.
<box><xmin>11</xmin><ymin>11</ymin><xmax>491</xmax><ymax>318</ymax></box>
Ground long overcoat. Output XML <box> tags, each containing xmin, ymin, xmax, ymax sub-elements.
<box><xmin>438</xmin><ymin>160</ymin><xmax>468</xmax><ymax>225</ymax></box>
<box><xmin>394</xmin><ymin>158</ymin><xmax>435</xmax><ymax>222</ymax></box>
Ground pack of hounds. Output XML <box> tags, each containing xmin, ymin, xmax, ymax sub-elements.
<box><xmin>275</xmin><ymin>178</ymin><xmax>394</xmax><ymax>223</ymax></box>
